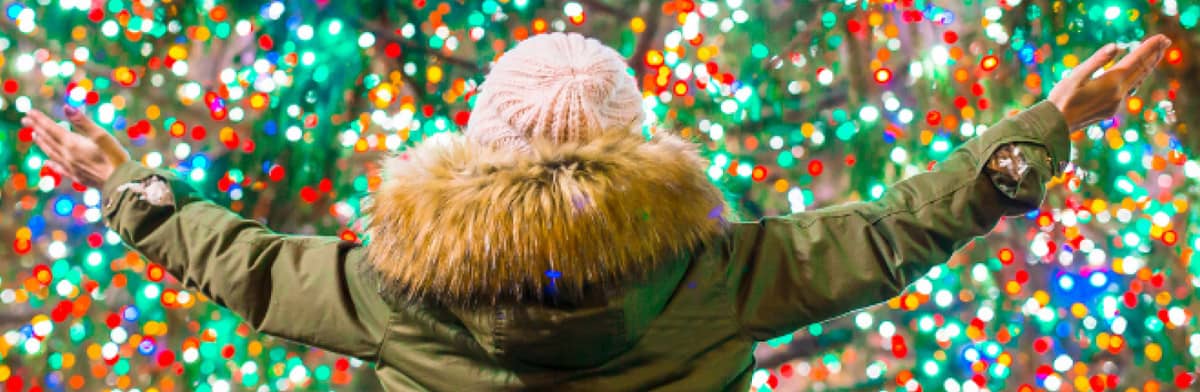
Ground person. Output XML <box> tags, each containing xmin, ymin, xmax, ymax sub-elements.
<box><xmin>26</xmin><ymin>32</ymin><xmax>1170</xmax><ymax>390</ymax></box>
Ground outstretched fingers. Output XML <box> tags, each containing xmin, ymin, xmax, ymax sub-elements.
<box><xmin>31</xmin><ymin>130</ymin><xmax>67</xmax><ymax>163</ymax></box>
<box><xmin>1115</xmin><ymin>34</ymin><xmax>1171</xmax><ymax>87</ymax></box>
<box><xmin>63</xmin><ymin>105</ymin><xmax>129</xmax><ymax>164</ymax></box>
<box><xmin>64</xmin><ymin>105</ymin><xmax>107</xmax><ymax>139</ymax></box>
<box><xmin>43</xmin><ymin>160</ymin><xmax>78</xmax><ymax>185</ymax></box>
<box><xmin>24</xmin><ymin>110</ymin><xmax>70</xmax><ymax>145</ymax></box>
<box><xmin>1071</xmin><ymin>43</ymin><xmax>1119</xmax><ymax>83</ymax></box>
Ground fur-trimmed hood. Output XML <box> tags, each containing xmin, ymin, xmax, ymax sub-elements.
<box><xmin>364</xmin><ymin>130</ymin><xmax>734</xmax><ymax>305</ymax></box>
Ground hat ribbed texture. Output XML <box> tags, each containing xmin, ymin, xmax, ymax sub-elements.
<box><xmin>465</xmin><ymin>33</ymin><xmax>645</xmax><ymax>150</ymax></box>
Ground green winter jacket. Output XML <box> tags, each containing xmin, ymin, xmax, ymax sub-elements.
<box><xmin>101</xmin><ymin>101</ymin><xmax>1069</xmax><ymax>391</ymax></box>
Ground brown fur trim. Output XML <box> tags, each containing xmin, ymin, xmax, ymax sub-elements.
<box><xmin>364</xmin><ymin>130</ymin><xmax>733</xmax><ymax>304</ymax></box>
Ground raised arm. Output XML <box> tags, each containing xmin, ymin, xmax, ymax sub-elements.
<box><xmin>728</xmin><ymin>102</ymin><xmax>1066</xmax><ymax>339</ymax></box>
<box><xmin>725</xmin><ymin>35</ymin><xmax>1171</xmax><ymax>340</ymax></box>
<box><xmin>26</xmin><ymin>108</ymin><xmax>390</xmax><ymax>359</ymax></box>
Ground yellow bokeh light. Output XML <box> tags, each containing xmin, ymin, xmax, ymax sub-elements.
<box><xmin>1063</xmin><ymin>54</ymin><xmax>1079</xmax><ymax>68</ymax></box>
<box><xmin>427</xmin><ymin>66</ymin><xmax>444</xmax><ymax>84</ymax></box>
<box><xmin>630</xmin><ymin>17</ymin><xmax>646</xmax><ymax>33</ymax></box>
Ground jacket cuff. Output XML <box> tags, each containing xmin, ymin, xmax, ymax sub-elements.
<box><xmin>101</xmin><ymin>160</ymin><xmax>158</xmax><ymax>203</ymax></box>
<box><xmin>1007</xmin><ymin>101</ymin><xmax>1071</xmax><ymax>177</ymax></box>
<box><xmin>100</xmin><ymin>161</ymin><xmax>194</xmax><ymax>220</ymax></box>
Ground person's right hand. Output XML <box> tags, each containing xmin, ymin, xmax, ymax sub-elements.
<box><xmin>24</xmin><ymin>105</ymin><xmax>130</xmax><ymax>190</ymax></box>
<box><xmin>1048</xmin><ymin>34</ymin><xmax>1172</xmax><ymax>131</ymax></box>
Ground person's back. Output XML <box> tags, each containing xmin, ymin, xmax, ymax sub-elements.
<box><xmin>30</xmin><ymin>32</ymin><xmax>1170</xmax><ymax>390</ymax></box>
<box><xmin>353</xmin><ymin>30</ymin><xmax>1058</xmax><ymax>387</ymax></box>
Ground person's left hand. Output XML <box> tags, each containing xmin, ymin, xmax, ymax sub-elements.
<box><xmin>1048</xmin><ymin>34</ymin><xmax>1172</xmax><ymax>131</ymax></box>
<box><xmin>24</xmin><ymin>105</ymin><xmax>130</xmax><ymax>189</ymax></box>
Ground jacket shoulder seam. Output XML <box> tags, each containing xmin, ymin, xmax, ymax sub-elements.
<box><xmin>724</xmin><ymin>224</ymin><xmax>770</xmax><ymax>342</ymax></box>
<box><xmin>374</xmin><ymin>306</ymin><xmax>396</xmax><ymax>363</ymax></box>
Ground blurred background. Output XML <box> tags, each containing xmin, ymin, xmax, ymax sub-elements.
<box><xmin>1</xmin><ymin>0</ymin><xmax>1199</xmax><ymax>391</ymax></box>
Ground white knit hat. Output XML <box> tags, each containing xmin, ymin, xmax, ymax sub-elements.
<box><xmin>464</xmin><ymin>33</ymin><xmax>645</xmax><ymax>150</ymax></box>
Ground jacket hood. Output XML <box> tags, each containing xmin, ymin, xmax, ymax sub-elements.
<box><xmin>363</xmin><ymin>129</ymin><xmax>734</xmax><ymax>305</ymax></box>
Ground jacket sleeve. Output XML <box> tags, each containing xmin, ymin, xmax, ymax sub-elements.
<box><xmin>100</xmin><ymin>162</ymin><xmax>391</xmax><ymax>360</ymax></box>
<box><xmin>727</xmin><ymin>101</ymin><xmax>1071</xmax><ymax>340</ymax></box>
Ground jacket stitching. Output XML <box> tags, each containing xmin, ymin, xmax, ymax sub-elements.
<box><xmin>715</xmin><ymin>237</ymin><xmax>756</xmax><ymax>342</ymax></box>
<box><xmin>374</xmin><ymin>308</ymin><xmax>394</xmax><ymax>364</ymax></box>
<box><xmin>493</xmin><ymin>308</ymin><xmax>506</xmax><ymax>356</ymax></box>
